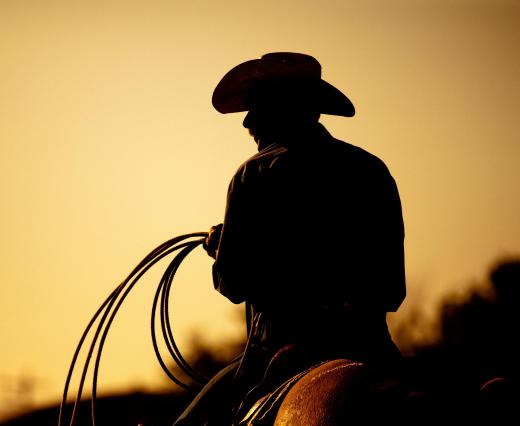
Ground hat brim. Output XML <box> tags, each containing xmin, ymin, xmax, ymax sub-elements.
<box><xmin>212</xmin><ymin>59</ymin><xmax>355</xmax><ymax>117</ymax></box>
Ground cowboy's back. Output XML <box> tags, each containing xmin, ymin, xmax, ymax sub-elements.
<box><xmin>214</xmin><ymin>122</ymin><xmax>405</xmax><ymax>315</ymax></box>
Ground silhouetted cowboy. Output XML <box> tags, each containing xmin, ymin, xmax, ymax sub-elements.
<box><xmin>176</xmin><ymin>52</ymin><xmax>406</xmax><ymax>425</ymax></box>
<box><xmin>210</xmin><ymin>51</ymin><xmax>404</xmax><ymax>348</ymax></box>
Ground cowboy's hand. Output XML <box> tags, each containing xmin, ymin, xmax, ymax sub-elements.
<box><xmin>203</xmin><ymin>223</ymin><xmax>223</xmax><ymax>259</ymax></box>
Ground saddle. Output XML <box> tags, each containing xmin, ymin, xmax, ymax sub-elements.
<box><xmin>237</xmin><ymin>359</ymin><xmax>364</xmax><ymax>425</ymax></box>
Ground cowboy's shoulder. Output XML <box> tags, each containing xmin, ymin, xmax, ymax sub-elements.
<box><xmin>330</xmin><ymin>137</ymin><xmax>392</xmax><ymax>174</ymax></box>
<box><xmin>232</xmin><ymin>143</ymin><xmax>290</xmax><ymax>185</ymax></box>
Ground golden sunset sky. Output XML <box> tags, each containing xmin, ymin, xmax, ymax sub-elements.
<box><xmin>1</xmin><ymin>0</ymin><xmax>519</xmax><ymax>419</ymax></box>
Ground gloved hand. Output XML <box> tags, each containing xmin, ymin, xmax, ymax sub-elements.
<box><xmin>203</xmin><ymin>223</ymin><xmax>223</xmax><ymax>259</ymax></box>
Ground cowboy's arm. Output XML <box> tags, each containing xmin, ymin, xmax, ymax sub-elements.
<box><xmin>211</xmin><ymin>168</ymin><xmax>263</xmax><ymax>304</ymax></box>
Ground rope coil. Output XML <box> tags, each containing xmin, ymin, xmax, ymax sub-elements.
<box><xmin>58</xmin><ymin>232</ymin><xmax>209</xmax><ymax>426</ymax></box>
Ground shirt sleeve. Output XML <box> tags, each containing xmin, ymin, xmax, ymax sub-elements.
<box><xmin>213</xmin><ymin>165</ymin><xmax>264</xmax><ymax>304</ymax></box>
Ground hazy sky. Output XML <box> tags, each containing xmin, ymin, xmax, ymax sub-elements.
<box><xmin>1</xmin><ymin>0</ymin><xmax>519</xmax><ymax>418</ymax></box>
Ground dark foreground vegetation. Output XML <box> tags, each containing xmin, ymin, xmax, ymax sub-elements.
<box><xmin>2</xmin><ymin>392</ymin><xmax>189</xmax><ymax>426</ymax></box>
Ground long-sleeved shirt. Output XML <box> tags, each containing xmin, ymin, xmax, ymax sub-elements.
<box><xmin>213</xmin><ymin>123</ymin><xmax>406</xmax><ymax>314</ymax></box>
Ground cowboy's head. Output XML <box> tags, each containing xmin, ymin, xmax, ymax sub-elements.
<box><xmin>212</xmin><ymin>52</ymin><xmax>355</xmax><ymax>147</ymax></box>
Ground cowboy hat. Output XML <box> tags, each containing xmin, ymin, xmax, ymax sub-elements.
<box><xmin>212</xmin><ymin>52</ymin><xmax>355</xmax><ymax>117</ymax></box>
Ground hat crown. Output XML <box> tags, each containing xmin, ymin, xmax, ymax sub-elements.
<box><xmin>261</xmin><ymin>52</ymin><xmax>322</xmax><ymax>79</ymax></box>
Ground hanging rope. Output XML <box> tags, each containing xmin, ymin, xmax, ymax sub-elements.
<box><xmin>58</xmin><ymin>232</ymin><xmax>210</xmax><ymax>426</ymax></box>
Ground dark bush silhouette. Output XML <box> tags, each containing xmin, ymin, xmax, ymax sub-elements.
<box><xmin>420</xmin><ymin>259</ymin><xmax>519</xmax><ymax>381</ymax></box>
<box><xmin>403</xmin><ymin>258</ymin><xmax>520</xmax><ymax>422</ymax></box>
